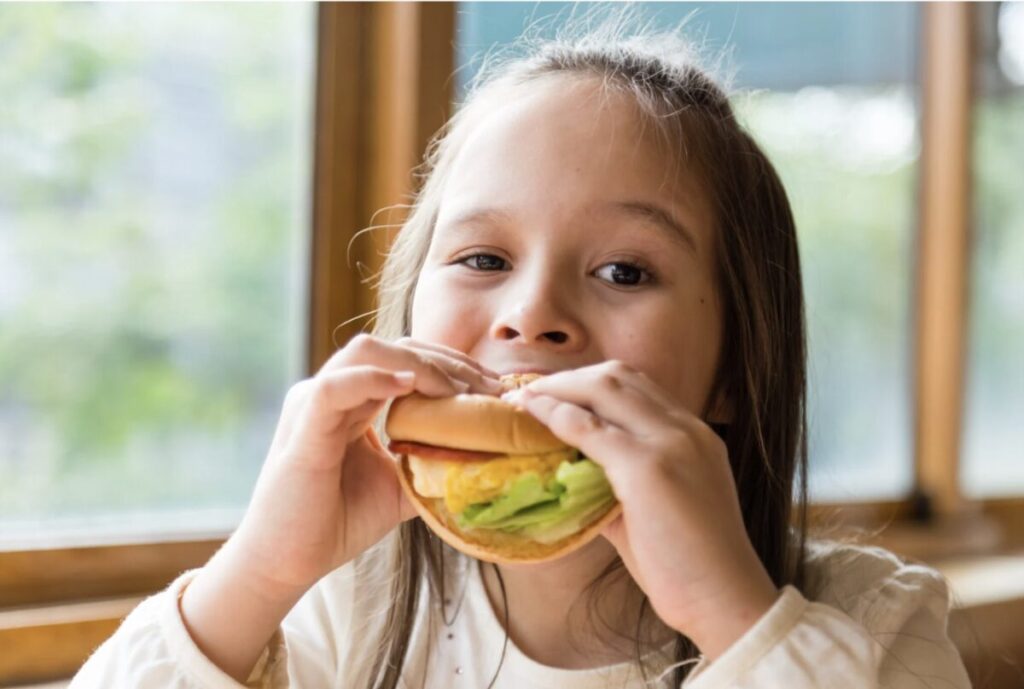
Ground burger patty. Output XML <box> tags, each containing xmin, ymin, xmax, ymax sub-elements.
<box><xmin>398</xmin><ymin>446</ymin><xmax>578</xmax><ymax>515</ymax></box>
<box><xmin>387</xmin><ymin>440</ymin><xmax>503</xmax><ymax>462</ymax></box>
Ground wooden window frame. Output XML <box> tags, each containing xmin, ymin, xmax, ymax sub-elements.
<box><xmin>2</xmin><ymin>2</ymin><xmax>1022</xmax><ymax>685</ymax></box>
<box><xmin>816</xmin><ymin>2</ymin><xmax>1024</xmax><ymax>561</ymax></box>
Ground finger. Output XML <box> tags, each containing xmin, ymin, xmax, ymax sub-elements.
<box><xmin>518</xmin><ymin>392</ymin><xmax>638</xmax><ymax>487</ymax></box>
<box><xmin>267</xmin><ymin>379</ymin><xmax>311</xmax><ymax>458</ymax></box>
<box><xmin>362</xmin><ymin>427</ymin><xmax>419</xmax><ymax>522</ymax></box>
<box><xmin>325</xmin><ymin>335</ymin><xmax>471</xmax><ymax>397</ymax></box>
<box><xmin>352</xmin><ymin>335</ymin><xmax>504</xmax><ymax>395</ymax></box>
<box><xmin>599</xmin><ymin>515</ymin><xmax>649</xmax><ymax>593</ymax></box>
<box><xmin>511</xmin><ymin>367</ymin><xmax>674</xmax><ymax>437</ymax></box>
<box><xmin>286</xmin><ymin>366</ymin><xmax>418</xmax><ymax>470</ymax></box>
<box><xmin>528</xmin><ymin>361</ymin><xmax>696</xmax><ymax>426</ymax></box>
<box><xmin>406</xmin><ymin>347</ymin><xmax>504</xmax><ymax>395</ymax></box>
<box><xmin>398</xmin><ymin>337</ymin><xmax>501</xmax><ymax>379</ymax></box>
<box><xmin>397</xmin><ymin>487</ymin><xmax>418</xmax><ymax>521</ymax></box>
<box><xmin>341</xmin><ymin>397</ymin><xmax>389</xmax><ymax>441</ymax></box>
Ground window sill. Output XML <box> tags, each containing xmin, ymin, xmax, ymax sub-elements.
<box><xmin>935</xmin><ymin>551</ymin><xmax>1024</xmax><ymax>609</ymax></box>
<box><xmin>0</xmin><ymin>596</ymin><xmax>142</xmax><ymax>686</ymax></box>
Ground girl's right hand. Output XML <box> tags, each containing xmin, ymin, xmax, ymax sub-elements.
<box><xmin>225</xmin><ymin>334</ymin><xmax>503</xmax><ymax>600</ymax></box>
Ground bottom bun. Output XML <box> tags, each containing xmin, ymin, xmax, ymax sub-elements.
<box><xmin>396</xmin><ymin>454</ymin><xmax>622</xmax><ymax>564</ymax></box>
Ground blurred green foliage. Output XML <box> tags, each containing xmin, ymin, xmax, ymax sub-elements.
<box><xmin>0</xmin><ymin>4</ymin><xmax>313</xmax><ymax>523</ymax></box>
<box><xmin>964</xmin><ymin>92</ymin><xmax>1024</xmax><ymax>494</ymax></box>
<box><xmin>735</xmin><ymin>87</ymin><xmax>918</xmax><ymax>497</ymax></box>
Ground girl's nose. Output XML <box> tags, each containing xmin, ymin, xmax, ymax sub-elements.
<box><xmin>491</xmin><ymin>300</ymin><xmax>586</xmax><ymax>350</ymax></box>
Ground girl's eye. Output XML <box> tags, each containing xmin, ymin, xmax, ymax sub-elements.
<box><xmin>456</xmin><ymin>253</ymin><xmax>508</xmax><ymax>271</ymax></box>
<box><xmin>594</xmin><ymin>261</ymin><xmax>653</xmax><ymax>287</ymax></box>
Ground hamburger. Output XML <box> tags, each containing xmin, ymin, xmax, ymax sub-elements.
<box><xmin>385</xmin><ymin>373</ymin><xmax>621</xmax><ymax>564</ymax></box>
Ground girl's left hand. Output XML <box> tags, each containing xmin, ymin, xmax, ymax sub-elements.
<box><xmin>502</xmin><ymin>360</ymin><xmax>781</xmax><ymax>660</ymax></box>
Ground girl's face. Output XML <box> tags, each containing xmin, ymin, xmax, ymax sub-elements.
<box><xmin>412</xmin><ymin>76</ymin><xmax>725</xmax><ymax>418</ymax></box>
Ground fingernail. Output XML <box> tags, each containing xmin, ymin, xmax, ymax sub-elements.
<box><xmin>393</xmin><ymin>371</ymin><xmax>415</xmax><ymax>385</ymax></box>
<box><xmin>482</xmin><ymin>366</ymin><xmax>502</xmax><ymax>379</ymax></box>
<box><xmin>452</xmin><ymin>379</ymin><xmax>470</xmax><ymax>393</ymax></box>
<box><xmin>483</xmin><ymin>377</ymin><xmax>504</xmax><ymax>391</ymax></box>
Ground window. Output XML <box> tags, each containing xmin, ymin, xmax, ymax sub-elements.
<box><xmin>0</xmin><ymin>3</ymin><xmax>316</xmax><ymax>544</ymax></box>
<box><xmin>2</xmin><ymin>5</ymin><xmax>1019</xmax><ymax>685</ymax></box>
<box><xmin>963</xmin><ymin>2</ymin><xmax>1024</xmax><ymax>496</ymax></box>
<box><xmin>455</xmin><ymin>2</ymin><xmax>920</xmax><ymax>500</ymax></box>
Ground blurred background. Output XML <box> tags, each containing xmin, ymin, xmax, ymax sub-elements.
<box><xmin>0</xmin><ymin>2</ymin><xmax>1021</xmax><ymax>687</ymax></box>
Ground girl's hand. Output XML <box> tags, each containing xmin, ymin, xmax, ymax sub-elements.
<box><xmin>503</xmin><ymin>361</ymin><xmax>780</xmax><ymax>660</ymax></box>
<box><xmin>229</xmin><ymin>335</ymin><xmax>504</xmax><ymax>600</ymax></box>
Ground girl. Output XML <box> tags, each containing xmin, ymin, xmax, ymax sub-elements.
<box><xmin>71</xmin><ymin>16</ymin><xmax>971</xmax><ymax>689</ymax></box>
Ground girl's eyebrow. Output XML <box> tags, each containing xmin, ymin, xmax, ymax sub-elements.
<box><xmin>440</xmin><ymin>207</ymin><xmax>514</xmax><ymax>231</ymax></box>
<box><xmin>440</xmin><ymin>201</ymin><xmax>698</xmax><ymax>256</ymax></box>
<box><xmin>597</xmin><ymin>200</ymin><xmax>699</xmax><ymax>256</ymax></box>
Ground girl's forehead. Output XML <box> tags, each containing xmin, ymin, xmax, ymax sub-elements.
<box><xmin>439</xmin><ymin>76</ymin><xmax>712</xmax><ymax>244</ymax></box>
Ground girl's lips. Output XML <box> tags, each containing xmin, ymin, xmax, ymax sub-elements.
<box><xmin>496</xmin><ymin>367</ymin><xmax>555</xmax><ymax>376</ymax></box>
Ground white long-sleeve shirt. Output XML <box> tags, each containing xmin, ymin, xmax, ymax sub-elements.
<box><xmin>68</xmin><ymin>538</ymin><xmax>971</xmax><ymax>688</ymax></box>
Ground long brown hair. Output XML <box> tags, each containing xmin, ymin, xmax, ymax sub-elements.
<box><xmin>348</xmin><ymin>9</ymin><xmax>808</xmax><ymax>688</ymax></box>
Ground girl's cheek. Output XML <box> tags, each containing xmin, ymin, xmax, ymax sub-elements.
<box><xmin>410</xmin><ymin>270</ymin><xmax>444</xmax><ymax>338</ymax></box>
<box><xmin>410</xmin><ymin>270</ymin><xmax>487</xmax><ymax>345</ymax></box>
<box><xmin>623</xmin><ymin>299</ymin><xmax>720</xmax><ymax>414</ymax></box>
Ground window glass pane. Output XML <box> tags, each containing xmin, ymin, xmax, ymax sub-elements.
<box><xmin>738</xmin><ymin>87</ymin><xmax>917</xmax><ymax>501</ymax></box>
<box><xmin>455</xmin><ymin>2</ymin><xmax>918</xmax><ymax>500</ymax></box>
<box><xmin>0</xmin><ymin>4</ymin><xmax>315</xmax><ymax>544</ymax></box>
<box><xmin>963</xmin><ymin>2</ymin><xmax>1024</xmax><ymax>496</ymax></box>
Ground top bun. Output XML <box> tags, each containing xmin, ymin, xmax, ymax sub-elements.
<box><xmin>385</xmin><ymin>372</ymin><xmax>567</xmax><ymax>454</ymax></box>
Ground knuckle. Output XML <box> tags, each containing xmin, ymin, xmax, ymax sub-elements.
<box><xmin>549</xmin><ymin>401</ymin><xmax>574</xmax><ymax>425</ymax></box>
<box><xmin>421</xmin><ymin>355</ymin><xmax>444</xmax><ymax>375</ymax></box>
<box><xmin>650</xmin><ymin>456</ymin><xmax>680</xmax><ymax>482</ymax></box>
<box><xmin>678</xmin><ymin>421</ymin><xmax>719</xmax><ymax>453</ymax></box>
<box><xmin>560</xmin><ymin>406</ymin><xmax>601</xmax><ymax>433</ymax></box>
<box><xmin>643</xmin><ymin>431</ymin><xmax>686</xmax><ymax>467</ymax></box>
<box><xmin>673</xmin><ymin>429</ymin><xmax>698</xmax><ymax>456</ymax></box>
<box><xmin>598</xmin><ymin>370</ymin><xmax>623</xmax><ymax>392</ymax></box>
<box><xmin>598</xmin><ymin>358</ymin><xmax>630</xmax><ymax>384</ymax></box>
<box><xmin>348</xmin><ymin>333</ymin><xmax>377</xmax><ymax>354</ymax></box>
<box><xmin>285</xmin><ymin>379</ymin><xmax>311</xmax><ymax>402</ymax></box>
<box><xmin>421</xmin><ymin>357</ymin><xmax>457</xmax><ymax>386</ymax></box>
<box><xmin>641</xmin><ymin>444</ymin><xmax>681</xmax><ymax>480</ymax></box>
<box><xmin>309</xmin><ymin>376</ymin><xmax>335</xmax><ymax>402</ymax></box>
<box><xmin>456</xmin><ymin>360</ymin><xmax>481</xmax><ymax>379</ymax></box>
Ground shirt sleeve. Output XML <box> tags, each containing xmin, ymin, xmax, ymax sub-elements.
<box><xmin>680</xmin><ymin>546</ymin><xmax>972</xmax><ymax>689</ymax></box>
<box><xmin>69</xmin><ymin>563</ymin><xmax>355</xmax><ymax>689</ymax></box>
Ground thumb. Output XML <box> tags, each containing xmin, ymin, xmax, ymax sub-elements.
<box><xmin>601</xmin><ymin>513</ymin><xmax>646</xmax><ymax>589</ymax></box>
<box><xmin>601</xmin><ymin>512</ymin><xmax>628</xmax><ymax>553</ymax></box>
<box><xmin>342</xmin><ymin>398</ymin><xmax>388</xmax><ymax>444</ymax></box>
<box><xmin>362</xmin><ymin>427</ymin><xmax>419</xmax><ymax>523</ymax></box>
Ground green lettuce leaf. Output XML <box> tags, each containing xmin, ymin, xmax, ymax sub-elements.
<box><xmin>458</xmin><ymin>471</ymin><xmax>561</xmax><ymax>524</ymax></box>
<box><xmin>457</xmin><ymin>459</ymin><xmax>615</xmax><ymax>544</ymax></box>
